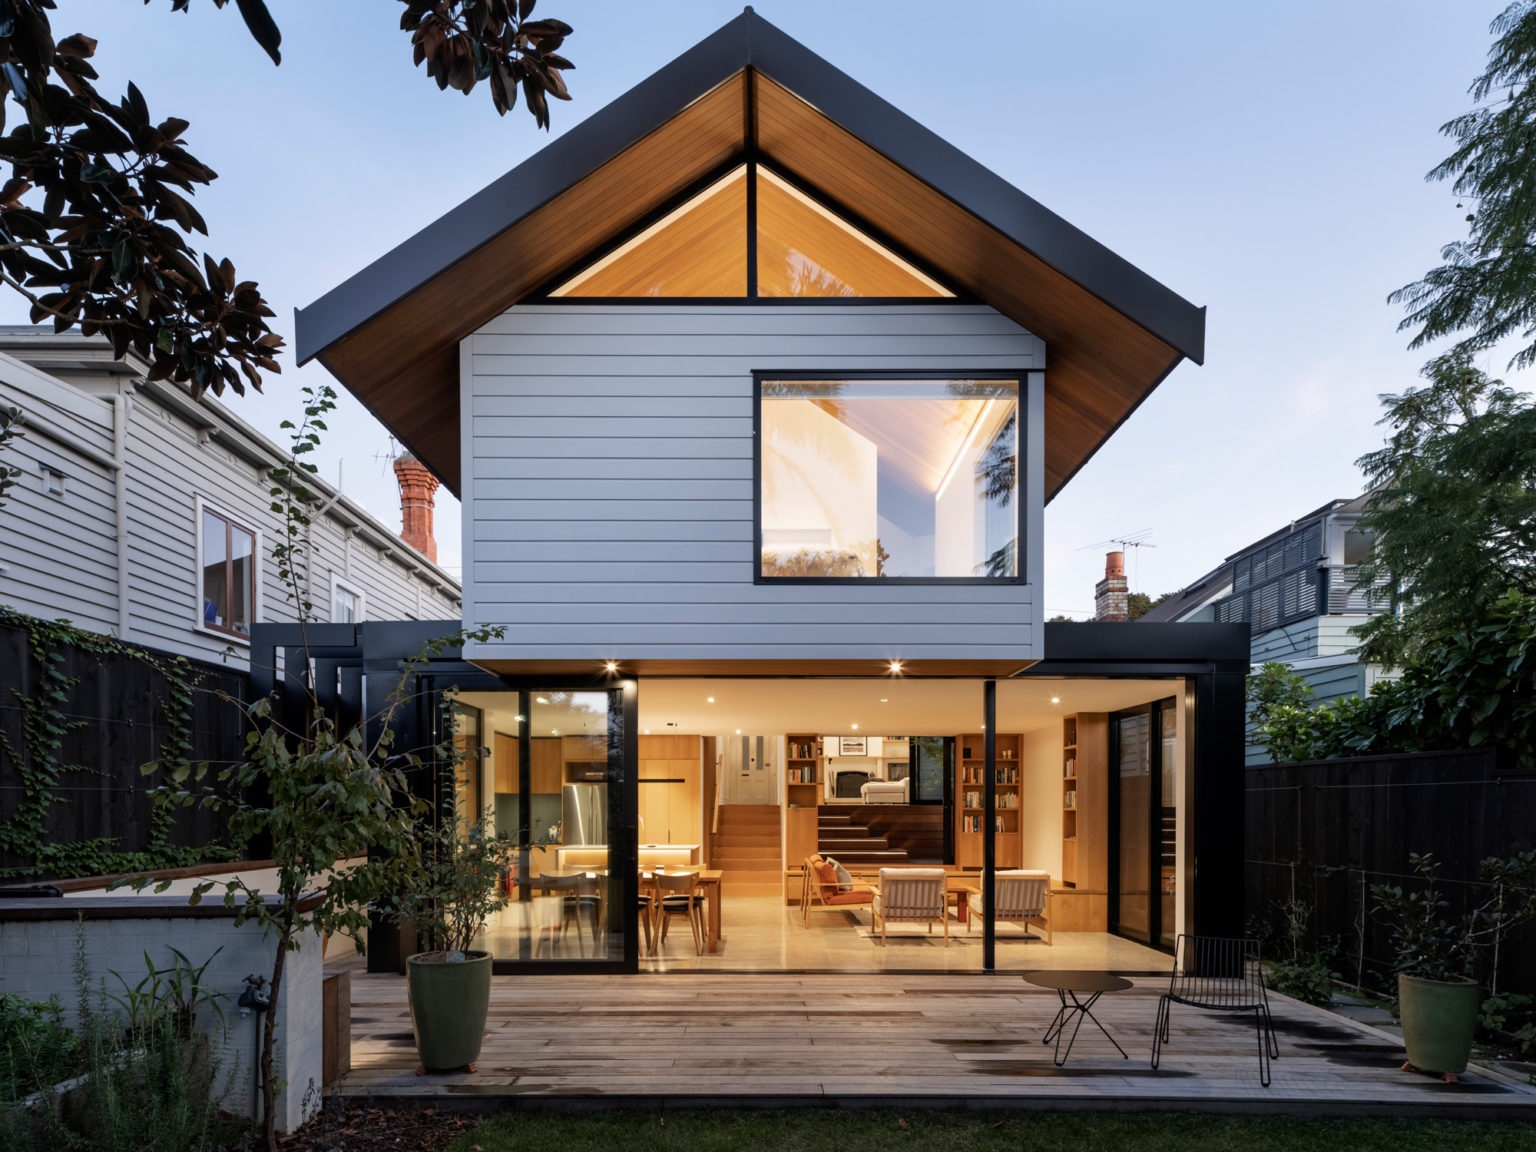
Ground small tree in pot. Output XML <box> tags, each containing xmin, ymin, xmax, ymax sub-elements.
<box><xmin>393</xmin><ymin>813</ymin><xmax>514</xmax><ymax>1074</ymax></box>
<box><xmin>1373</xmin><ymin>851</ymin><xmax>1536</xmax><ymax>1080</ymax></box>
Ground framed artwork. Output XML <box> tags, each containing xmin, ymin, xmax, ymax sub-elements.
<box><xmin>839</xmin><ymin>737</ymin><xmax>867</xmax><ymax>756</ymax></box>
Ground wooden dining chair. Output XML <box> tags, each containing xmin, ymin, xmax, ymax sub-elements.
<box><xmin>652</xmin><ymin>870</ymin><xmax>706</xmax><ymax>955</ymax></box>
<box><xmin>537</xmin><ymin>872</ymin><xmax>601</xmax><ymax>956</ymax></box>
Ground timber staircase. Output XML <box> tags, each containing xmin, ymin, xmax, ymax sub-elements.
<box><xmin>817</xmin><ymin>807</ymin><xmax>909</xmax><ymax>866</ymax></box>
<box><xmin>713</xmin><ymin>804</ymin><xmax>782</xmax><ymax>896</ymax></box>
<box><xmin>818</xmin><ymin>805</ymin><xmax>946</xmax><ymax>865</ymax></box>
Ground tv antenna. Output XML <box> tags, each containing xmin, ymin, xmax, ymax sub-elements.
<box><xmin>371</xmin><ymin>435</ymin><xmax>400</xmax><ymax>475</ymax></box>
<box><xmin>1078</xmin><ymin>530</ymin><xmax>1156</xmax><ymax>591</ymax></box>
<box><xmin>1078</xmin><ymin>528</ymin><xmax>1156</xmax><ymax>554</ymax></box>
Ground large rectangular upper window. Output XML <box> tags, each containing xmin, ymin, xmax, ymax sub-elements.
<box><xmin>758</xmin><ymin>377</ymin><xmax>1019</xmax><ymax>581</ymax></box>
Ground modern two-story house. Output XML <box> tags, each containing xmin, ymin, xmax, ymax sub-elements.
<box><xmin>291</xmin><ymin>10</ymin><xmax>1247</xmax><ymax>976</ymax></box>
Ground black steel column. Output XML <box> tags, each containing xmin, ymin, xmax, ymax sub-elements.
<box><xmin>517</xmin><ymin>689</ymin><xmax>532</xmax><ymax>962</ymax></box>
<box><xmin>620</xmin><ymin>678</ymin><xmax>640</xmax><ymax>971</ymax></box>
<box><xmin>983</xmin><ymin>678</ymin><xmax>997</xmax><ymax>972</ymax></box>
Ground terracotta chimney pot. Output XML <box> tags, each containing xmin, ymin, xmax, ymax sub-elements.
<box><xmin>393</xmin><ymin>453</ymin><xmax>440</xmax><ymax>563</ymax></box>
<box><xmin>1094</xmin><ymin>550</ymin><xmax>1130</xmax><ymax>622</ymax></box>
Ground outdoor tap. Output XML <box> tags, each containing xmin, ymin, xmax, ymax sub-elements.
<box><xmin>238</xmin><ymin>974</ymin><xmax>270</xmax><ymax>1018</ymax></box>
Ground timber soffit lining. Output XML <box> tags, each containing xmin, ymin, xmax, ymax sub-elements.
<box><xmin>295</xmin><ymin>9</ymin><xmax>1206</xmax><ymax>499</ymax></box>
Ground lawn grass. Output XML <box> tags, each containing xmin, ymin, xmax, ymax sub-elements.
<box><xmin>449</xmin><ymin>1110</ymin><xmax>1534</xmax><ymax>1152</ymax></box>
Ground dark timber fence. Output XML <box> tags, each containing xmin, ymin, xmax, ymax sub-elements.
<box><xmin>0</xmin><ymin>619</ymin><xmax>251</xmax><ymax>879</ymax></box>
<box><xmin>1246</xmin><ymin>748</ymin><xmax>1536</xmax><ymax>996</ymax></box>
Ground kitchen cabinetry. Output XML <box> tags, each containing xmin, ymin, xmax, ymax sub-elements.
<box><xmin>638</xmin><ymin>734</ymin><xmax>701</xmax><ymax>845</ymax></box>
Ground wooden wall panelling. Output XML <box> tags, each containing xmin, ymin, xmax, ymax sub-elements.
<box><xmin>493</xmin><ymin>731</ymin><xmax>518</xmax><ymax>794</ymax></box>
<box><xmin>531</xmin><ymin>737</ymin><xmax>562</xmax><ymax>795</ymax></box>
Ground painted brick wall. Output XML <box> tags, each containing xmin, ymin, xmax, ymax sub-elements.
<box><xmin>0</xmin><ymin>900</ymin><xmax>323</xmax><ymax>1134</ymax></box>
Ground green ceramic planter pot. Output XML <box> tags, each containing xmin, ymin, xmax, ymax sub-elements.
<box><xmin>406</xmin><ymin>950</ymin><xmax>493</xmax><ymax>1072</ymax></box>
<box><xmin>1398</xmin><ymin>973</ymin><xmax>1480</xmax><ymax>1075</ymax></box>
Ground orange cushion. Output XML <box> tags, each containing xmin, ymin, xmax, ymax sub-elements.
<box><xmin>814</xmin><ymin>861</ymin><xmax>840</xmax><ymax>900</ymax></box>
<box><xmin>825</xmin><ymin>890</ymin><xmax>873</xmax><ymax>906</ymax></box>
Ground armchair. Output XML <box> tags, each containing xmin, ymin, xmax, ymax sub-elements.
<box><xmin>871</xmin><ymin>867</ymin><xmax>949</xmax><ymax>945</ymax></box>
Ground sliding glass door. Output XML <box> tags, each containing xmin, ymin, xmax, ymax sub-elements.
<box><xmin>455</xmin><ymin>682</ymin><xmax>633</xmax><ymax>970</ymax></box>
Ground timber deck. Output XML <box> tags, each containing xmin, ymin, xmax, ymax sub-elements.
<box><xmin>338</xmin><ymin>973</ymin><xmax>1536</xmax><ymax>1116</ymax></box>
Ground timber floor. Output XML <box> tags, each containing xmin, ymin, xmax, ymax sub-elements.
<box><xmin>339</xmin><ymin>972</ymin><xmax>1536</xmax><ymax>1116</ymax></box>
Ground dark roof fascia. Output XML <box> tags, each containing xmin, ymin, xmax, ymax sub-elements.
<box><xmin>743</xmin><ymin>16</ymin><xmax>1204</xmax><ymax>364</ymax></box>
<box><xmin>1042</xmin><ymin>621</ymin><xmax>1250</xmax><ymax>670</ymax></box>
<box><xmin>1136</xmin><ymin>562</ymin><xmax>1234</xmax><ymax>623</ymax></box>
<box><xmin>294</xmin><ymin>14</ymin><xmax>754</xmax><ymax>364</ymax></box>
<box><xmin>1221</xmin><ymin>498</ymin><xmax>1350</xmax><ymax>564</ymax></box>
<box><xmin>296</xmin><ymin>9</ymin><xmax>1205</xmax><ymax>367</ymax></box>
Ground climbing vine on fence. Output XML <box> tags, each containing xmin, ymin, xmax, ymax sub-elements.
<box><xmin>0</xmin><ymin>604</ymin><xmax>235</xmax><ymax>880</ymax></box>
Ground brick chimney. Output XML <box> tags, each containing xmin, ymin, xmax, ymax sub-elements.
<box><xmin>392</xmin><ymin>453</ymin><xmax>439</xmax><ymax>563</ymax></box>
<box><xmin>1094</xmin><ymin>550</ymin><xmax>1129</xmax><ymax>622</ymax></box>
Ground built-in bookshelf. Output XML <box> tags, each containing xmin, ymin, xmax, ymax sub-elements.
<box><xmin>1062</xmin><ymin>716</ymin><xmax>1079</xmax><ymax>886</ymax></box>
<box><xmin>1060</xmin><ymin>713</ymin><xmax>1107</xmax><ymax>900</ymax></box>
<box><xmin>785</xmin><ymin>733</ymin><xmax>821</xmax><ymax>803</ymax></box>
<box><xmin>954</xmin><ymin>732</ymin><xmax>1023</xmax><ymax>868</ymax></box>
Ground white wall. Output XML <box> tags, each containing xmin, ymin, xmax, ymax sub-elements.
<box><xmin>462</xmin><ymin>303</ymin><xmax>1046</xmax><ymax>665</ymax></box>
<box><xmin>0</xmin><ymin>899</ymin><xmax>322</xmax><ymax>1134</ymax></box>
<box><xmin>1019</xmin><ymin>728</ymin><xmax>1063</xmax><ymax>879</ymax></box>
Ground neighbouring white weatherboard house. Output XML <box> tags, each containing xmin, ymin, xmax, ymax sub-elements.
<box><xmin>0</xmin><ymin>329</ymin><xmax>460</xmax><ymax>668</ymax></box>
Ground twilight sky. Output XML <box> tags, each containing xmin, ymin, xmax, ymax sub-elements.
<box><xmin>5</xmin><ymin>1</ymin><xmax>1517</xmax><ymax>615</ymax></box>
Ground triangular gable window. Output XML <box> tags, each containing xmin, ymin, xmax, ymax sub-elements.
<box><xmin>549</xmin><ymin>162</ymin><xmax>953</xmax><ymax>299</ymax></box>
<box><xmin>755</xmin><ymin>167</ymin><xmax>949</xmax><ymax>298</ymax></box>
<box><xmin>550</xmin><ymin>166</ymin><xmax>747</xmax><ymax>297</ymax></box>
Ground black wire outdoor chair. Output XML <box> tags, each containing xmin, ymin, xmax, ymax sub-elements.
<box><xmin>1151</xmin><ymin>934</ymin><xmax>1278</xmax><ymax>1086</ymax></box>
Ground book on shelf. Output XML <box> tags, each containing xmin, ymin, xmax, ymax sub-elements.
<box><xmin>1064</xmin><ymin>758</ymin><xmax>1076</xmax><ymax>778</ymax></box>
<box><xmin>788</xmin><ymin>740</ymin><xmax>818</xmax><ymax>760</ymax></box>
<box><xmin>1064</xmin><ymin>791</ymin><xmax>1076</xmax><ymax>809</ymax></box>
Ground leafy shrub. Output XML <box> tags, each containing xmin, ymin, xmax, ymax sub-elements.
<box><xmin>1267</xmin><ymin>954</ymin><xmax>1341</xmax><ymax>1007</ymax></box>
<box><xmin>1247</xmin><ymin>588</ymin><xmax>1536</xmax><ymax>767</ymax></box>
<box><xmin>0</xmin><ymin>994</ymin><xmax>77</xmax><ymax>1106</ymax></box>
<box><xmin>1481</xmin><ymin>993</ymin><xmax>1536</xmax><ymax>1057</ymax></box>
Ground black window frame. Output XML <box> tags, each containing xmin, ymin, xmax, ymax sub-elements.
<box><xmin>752</xmin><ymin>369</ymin><xmax>1028</xmax><ymax>586</ymax></box>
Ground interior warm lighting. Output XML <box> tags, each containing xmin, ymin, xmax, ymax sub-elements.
<box><xmin>551</xmin><ymin>728</ymin><xmax>561</xmax><ymax>735</ymax></box>
<box><xmin>643</xmin><ymin>729</ymin><xmax>650</xmax><ymax>734</ymax></box>
<box><xmin>735</xmin><ymin>728</ymin><xmax>742</xmax><ymax>734</ymax></box>
<box><xmin>514</xmin><ymin>714</ymin><xmax>525</xmax><ymax>722</ymax></box>
<box><xmin>1051</xmin><ymin>697</ymin><xmax>1061</xmax><ymax>704</ymax></box>
<box><xmin>551</xmin><ymin>165</ymin><xmax>746</xmax><ymax>297</ymax></box>
<box><xmin>604</xmin><ymin>660</ymin><xmax>618</xmax><ymax>673</ymax></box>
<box><xmin>889</xmin><ymin>660</ymin><xmax>903</xmax><ymax>673</ymax></box>
<box><xmin>756</xmin><ymin>165</ymin><xmax>951</xmax><ymax>298</ymax></box>
<box><xmin>851</xmin><ymin>723</ymin><xmax>860</xmax><ymax>730</ymax></box>
<box><xmin>536</xmin><ymin>696</ymin><xmax>549</xmax><ymax>704</ymax></box>
<box><xmin>880</xmin><ymin>698</ymin><xmax>889</xmax><ymax>703</ymax></box>
<box><xmin>935</xmin><ymin>398</ymin><xmax>997</xmax><ymax>503</ymax></box>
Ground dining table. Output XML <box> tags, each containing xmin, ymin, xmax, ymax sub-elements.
<box><xmin>526</xmin><ymin>867</ymin><xmax>725</xmax><ymax>954</ymax></box>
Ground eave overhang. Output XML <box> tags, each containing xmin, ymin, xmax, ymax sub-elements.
<box><xmin>296</xmin><ymin>9</ymin><xmax>1206</xmax><ymax>500</ymax></box>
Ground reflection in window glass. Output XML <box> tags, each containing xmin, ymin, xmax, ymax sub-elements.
<box><xmin>759</xmin><ymin>378</ymin><xmax>1018</xmax><ymax>579</ymax></box>
<box><xmin>201</xmin><ymin>509</ymin><xmax>227</xmax><ymax>629</ymax></box>
<box><xmin>756</xmin><ymin>168</ymin><xmax>951</xmax><ymax>298</ymax></box>
<box><xmin>333</xmin><ymin>584</ymin><xmax>360</xmax><ymax>624</ymax></box>
<box><xmin>201</xmin><ymin>508</ymin><xmax>255</xmax><ymax>637</ymax></box>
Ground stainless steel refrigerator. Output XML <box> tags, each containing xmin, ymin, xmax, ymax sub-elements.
<box><xmin>561</xmin><ymin>783</ymin><xmax>607</xmax><ymax>846</ymax></box>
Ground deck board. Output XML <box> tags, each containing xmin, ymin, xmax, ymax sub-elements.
<box><xmin>336</xmin><ymin>972</ymin><xmax>1536</xmax><ymax>1115</ymax></box>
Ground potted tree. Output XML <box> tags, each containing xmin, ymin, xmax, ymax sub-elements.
<box><xmin>393</xmin><ymin>813</ymin><xmax>513</xmax><ymax>1074</ymax></box>
<box><xmin>1373</xmin><ymin>852</ymin><xmax>1536</xmax><ymax>1081</ymax></box>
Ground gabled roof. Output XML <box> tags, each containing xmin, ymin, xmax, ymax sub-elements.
<box><xmin>296</xmin><ymin>8</ymin><xmax>1205</xmax><ymax>499</ymax></box>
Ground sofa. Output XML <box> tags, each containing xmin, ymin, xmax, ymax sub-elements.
<box><xmin>860</xmin><ymin>778</ymin><xmax>909</xmax><ymax>804</ymax></box>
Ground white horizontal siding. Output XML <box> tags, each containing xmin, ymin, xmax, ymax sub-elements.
<box><xmin>464</xmin><ymin>303</ymin><xmax>1044</xmax><ymax>664</ymax></box>
<box><xmin>0</xmin><ymin>356</ymin><xmax>119</xmax><ymax>633</ymax></box>
<box><xmin>1</xmin><ymin>346</ymin><xmax>459</xmax><ymax>664</ymax></box>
